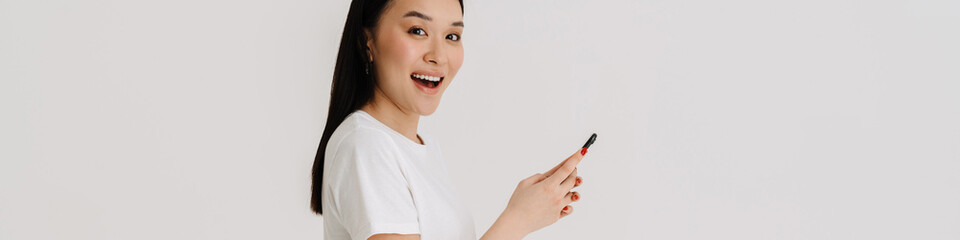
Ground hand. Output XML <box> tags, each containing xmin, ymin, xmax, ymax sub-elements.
<box><xmin>497</xmin><ymin>148</ymin><xmax>586</xmax><ymax>237</ymax></box>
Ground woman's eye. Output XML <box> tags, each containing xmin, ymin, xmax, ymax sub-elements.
<box><xmin>446</xmin><ymin>33</ymin><xmax>461</xmax><ymax>41</ymax></box>
<box><xmin>408</xmin><ymin>27</ymin><xmax>426</xmax><ymax>36</ymax></box>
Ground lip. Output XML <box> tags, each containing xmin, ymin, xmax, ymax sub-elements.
<box><xmin>410</xmin><ymin>70</ymin><xmax>445</xmax><ymax>95</ymax></box>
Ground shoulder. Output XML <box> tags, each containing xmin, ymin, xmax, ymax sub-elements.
<box><xmin>326</xmin><ymin>113</ymin><xmax>404</xmax><ymax>165</ymax></box>
<box><xmin>330</xmin><ymin>127</ymin><xmax>399</xmax><ymax>158</ymax></box>
<box><xmin>329</xmin><ymin>112</ymin><xmax>396</xmax><ymax>150</ymax></box>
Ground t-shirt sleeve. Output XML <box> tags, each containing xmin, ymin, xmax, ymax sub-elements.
<box><xmin>328</xmin><ymin>129</ymin><xmax>420</xmax><ymax>240</ymax></box>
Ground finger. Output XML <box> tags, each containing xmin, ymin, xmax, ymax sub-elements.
<box><xmin>542</xmin><ymin>157</ymin><xmax>568</xmax><ymax>177</ymax></box>
<box><xmin>574</xmin><ymin>176</ymin><xmax>583</xmax><ymax>187</ymax></box>
<box><xmin>522</xmin><ymin>173</ymin><xmax>546</xmax><ymax>186</ymax></box>
<box><xmin>543</xmin><ymin>147</ymin><xmax>587</xmax><ymax>177</ymax></box>
<box><xmin>564</xmin><ymin>191</ymin><xmax>580</xmax><ymax>203</ymax></box>
<box><xmin>560</xmin><ymin>205</ymin><xmax>574</xmax><ymax>218</ymax></box>
<box><xmin>545</xmin><ymin>149</ymin><xmax>584</xmax><ymax>186</ymax></box>
<box><xmin>560</xmin><ymin>168</ymin><xmax>578</xmax><ymax>191</ymax></box>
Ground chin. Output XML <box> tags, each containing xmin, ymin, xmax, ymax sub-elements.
<box><xmin>415</xmin><ymin>101</ymin><xmax>441</xmax><ymax>116</ymax></box>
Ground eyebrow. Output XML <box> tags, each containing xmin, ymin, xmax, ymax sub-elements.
<box><xmin>403</xmin><ymin>11</ymin><xmax>464</xmax><ymax>27</ymax></box>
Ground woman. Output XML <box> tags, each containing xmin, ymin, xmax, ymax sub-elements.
<box><xmin>310</xmin><ymin>0</ymin><xmax>587</xmax><ymax>239</ymax></box>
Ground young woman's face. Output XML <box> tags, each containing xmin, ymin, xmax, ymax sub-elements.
<box><xmin>366</xmin><ymin>0</ymin><xmax>464</xmax><ymax>116</ymax></box>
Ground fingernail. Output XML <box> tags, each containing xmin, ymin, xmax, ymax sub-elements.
<box><xmin>576</xmin><ymin>178</ymin><xmax>582</xmax><ymax>185</ymax></box>
<box><xmin>563</xmin><ymin>206</ymin><xmax>569</xmax><ymax>211</ymax></box>
<box><xmin>580</xmin><ymin>147</ymin><xmax>588</xmax><ymax>156</ymax></box>
<box><xmin>572</xmin><ymin>194</ymin><xmax>579</xmax><ymax>201</ymax></box>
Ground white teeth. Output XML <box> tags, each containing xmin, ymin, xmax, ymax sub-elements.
<box><xmin>412</xmin><ymin>74</ymin><xmax>441</xmax><ymax>82</ymax></box>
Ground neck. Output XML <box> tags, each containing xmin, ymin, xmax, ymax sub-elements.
<box><xmin>361</xmin><ymin>89</ymin><xmax>422</xmax><ymax>145</ymax></box>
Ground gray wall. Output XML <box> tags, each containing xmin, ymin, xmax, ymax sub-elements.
<box><xmin>2</xmin><ymin>0</ymin><xmax>957</xmax><ymax>239</ymax></box>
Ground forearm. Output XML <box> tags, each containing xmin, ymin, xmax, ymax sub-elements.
<box><xmin>479</xmin><ymin>213</ymin><xmax>527</xmax><ymax>240</ymax></box>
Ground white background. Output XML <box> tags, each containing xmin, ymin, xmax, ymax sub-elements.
<box><xmin>2</xmin><ymin>0</ymin><xmax>958</xmax><ymax>239</ymax></box>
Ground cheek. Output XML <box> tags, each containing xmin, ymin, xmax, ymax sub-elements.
<box><xmin>379</xmin><ymin>35</ymin><xmax>420</xmax><ymax>73</ymax></box>
<box><xmin>448</xmin><ymin>47</ymin><xmax>464</xmax><ymax>74</ymax></box>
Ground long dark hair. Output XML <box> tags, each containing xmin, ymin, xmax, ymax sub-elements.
<box><xmin>311</xmin><ymin>0</ymin><xmax>464</xmax><ymax>215</ymax></box>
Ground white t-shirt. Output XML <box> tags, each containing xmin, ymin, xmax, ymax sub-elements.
<box><xmin>321</xmin><ymin>110</ymin><xmax>476</xmax><ymax>240</ymax></box>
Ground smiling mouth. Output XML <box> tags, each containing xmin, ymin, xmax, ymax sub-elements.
<box><xmin>411</xmin><ymin>74</ymin><xmax>443</xmax><ymax>88</ymax></box>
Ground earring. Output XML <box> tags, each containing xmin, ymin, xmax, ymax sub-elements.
<box><xmin>364</xmin><ymin>47</ymin><xmax>372</xmax><ymax>75</ymax></box>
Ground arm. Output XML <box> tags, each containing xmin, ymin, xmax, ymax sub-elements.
<box><xmin>368</xmin><ymin>234</ymin><xmax>421</xmax><ymax>240</ymax></box>
<box><xmin>479</xmin><ymin>214</ymin><xmax>528</xmax><ymax>240</ymax></box>
<box><xmin>365</xmin><ymin>216</ymin><xmax>525</xmax><ymax>240</ymax></box>
<box><xmin>368</xmin><ymin>149</ymin><xmax>587</xmax><ymax>240</ymax></box>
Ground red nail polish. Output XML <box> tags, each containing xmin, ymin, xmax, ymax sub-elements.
<box><xmin>563</xmin><ymin>206</ymin><xmax>569</xmax><ymax>211</ymax></box>
<box><xmin>572</xmin><ymin>194</ymin><xmax>579</xmax><ymax>201</ymax></box>
<box><xmin>580</xmin><ymin>147</ymin><xmax>588</xmax><ymax>155</ymax></box>
<box><xmin>576</xmin><ymin>178</ymin><xmax>582</xmax><ymax>185</ymax></box>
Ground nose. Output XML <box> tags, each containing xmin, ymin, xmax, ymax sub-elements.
<box><xmin>423</xmin><ymin>38</ymin><xmax>446</xmax><ymax>65</ymax></box>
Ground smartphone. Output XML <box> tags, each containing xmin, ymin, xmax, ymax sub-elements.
<box><xmin>582</xmin><ymin>133</ymin><xmax>597</xmax><ymax>149</ymax></box>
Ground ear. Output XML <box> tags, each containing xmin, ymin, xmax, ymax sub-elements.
<box><xmin>363</xmin><ymin>29</ymin><xmax>375</xmax><ymax>62</ymax></box>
